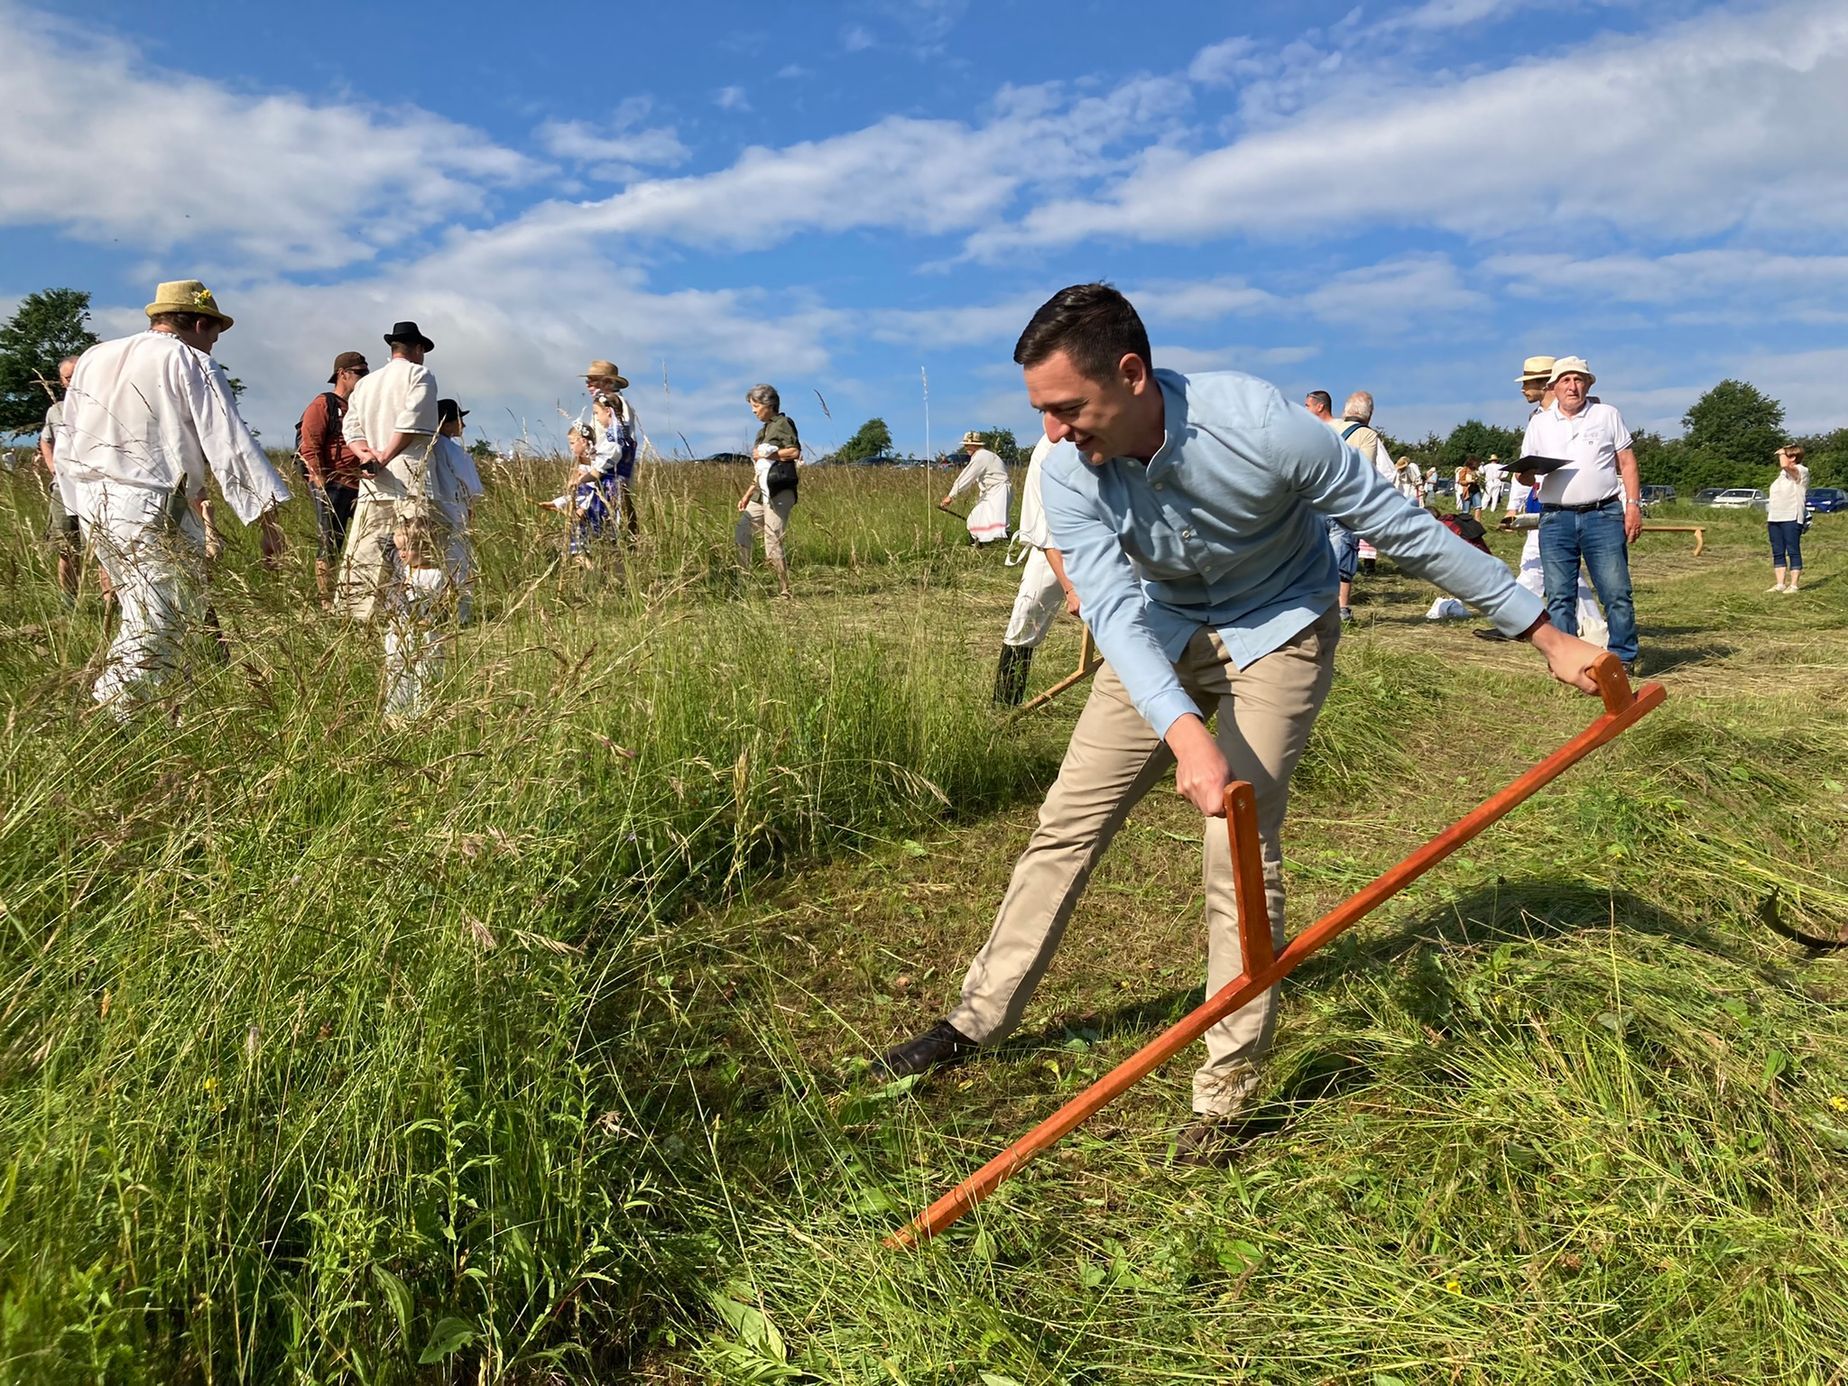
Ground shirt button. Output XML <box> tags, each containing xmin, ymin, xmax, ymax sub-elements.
<box><xmin>1182</xmin><ymin>528</ymin><xmax>1195</xmax><ymax>539</ymax></box>
<box><xmin>1153</xmin><ymin>482</ymin><xmax>1165</xmax><ymax>491</ymax></box>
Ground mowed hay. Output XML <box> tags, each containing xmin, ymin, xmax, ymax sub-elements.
<box><xmin>0</xmin><ymin>466</ymin><xmax>1844</xmax><ymax>1382</ymax></box>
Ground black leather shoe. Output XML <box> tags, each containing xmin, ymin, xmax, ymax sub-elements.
<box><xmin>879</xmin><ymin>1019</ymin><xmax>978</xmax><ymax>1078</ymax></box>
<box><xmin>1171</xmin><ymin>1116</ymin><xmax>1239</xmax><ymax>1168</ymax></box>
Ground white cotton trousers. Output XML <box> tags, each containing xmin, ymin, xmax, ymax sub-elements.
<box><xmin>334</xmin><ymin>487</ymin><xmax>395</xmax><ymax>623</ymax></box>
<box><xmin>383</xmin><ymin>563</ymin><xmax>451</xmax><ymax>719</ymax></box>
<box><xmin>76</xmin><ymin>483</ymin><xmax>205</xmax><ymax>713</ymax></box>
<box><xmin>1515</xmin><ymin>531</ymin><xmax>1608</xmax><ymax>648</ymax></box>
<box><xmin>1003</xmin><ymin>547</ymin><xmax>1065</xmax><ymax>649</ymax></box>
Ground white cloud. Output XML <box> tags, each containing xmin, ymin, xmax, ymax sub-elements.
<box><xmin>1187</xmin><ymin>36</ymin><xmax>1257</xmax><ymax>84</ymax></box>
<box><xmin>535</xmin><ymin>99</ymin><xmax>689</xmax><ymax>181</ymax></box>
<box><xmin>0</xmin><ymin>7</ymin><xmax>537</xmax><ymax>274</ymax></box>
<box><xmin>841</xmin><ymin>24</ymin><xmax>875</xmax><ymax>52</ymax></box>
<box><xmin>1155</xmin><ymin>344</ymin><xmax>1321</xmax><ymax>374</ymax></box>
<box><xmin>1129</xmin><ymin>276</ymin><xmax>1281</xmax><ymax>322</ymax></box>
<box><xmin>1734</xmin><ymin>346</ymin><xmax>1848</xmax><ymax>434</ymax></box>
<box><xmin>970</xmin><ymin>0</ymin><xmax>1848</xmax><ymax>256</ymax></box>
<box><xmin>714</xmin><ymin>85</ymin><xmax>752</xmax><ymax>112</ymax></box>
<box><xmin>1303</xmin><ymin>254</ymin><xmax>1491</xmax><ymax>326</ymax></box>
<box><xmin>457</xmin><ymin>74</ymin><xmax>1190</xmax><ymax>259</ymax></box>
<box><xmin>1484</xmin><ymin>248</ymin><xmax>1848</xmax><ymax>323</ymax></box>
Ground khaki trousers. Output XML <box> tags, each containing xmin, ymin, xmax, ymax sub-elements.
<box><xmin>948</xmin><ymin>609</ymin><xmax>1340</xmax><ymax>1116</ymax></box>
<box><xmin>333</xmin><ymin>489</ymin><xmax>396</xmax><ymax>623</ymax></box>
<box><xmin>735</xmin><ymin>489</ymin><xmax>795</xmax><ymax>584</ymax></box>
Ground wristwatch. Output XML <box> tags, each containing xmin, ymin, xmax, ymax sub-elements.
<box><xmin>1623</xmin><ymin>497</ymin><xmax>1641</xmax><ymax>508</ymax></box>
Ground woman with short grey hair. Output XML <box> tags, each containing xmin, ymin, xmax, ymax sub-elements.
<box><xmin>737</xmin><ymin>384</ymin><xmax>800</xmax><ymax>597</ymax></box>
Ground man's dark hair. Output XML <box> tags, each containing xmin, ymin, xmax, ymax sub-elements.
<box><xmin>1013</xmin><ymin>283</ymin><xmax>1152</xmax><ymax>382</ymax></box>
<box><xmin>1305</xmin><ymin>390</ymin><xmax>1333</xmax><ymax>413</ymax></box>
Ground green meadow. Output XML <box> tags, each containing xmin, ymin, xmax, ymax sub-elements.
<box><xmin>0</xmin><ymin>461</ymin><xmax>1843</xmax><ymax>1383</ymax></box>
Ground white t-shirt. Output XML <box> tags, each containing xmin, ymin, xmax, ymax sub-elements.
<box><xmin>1767</xmin><ymin>464</ymin><xmax>1810</xmax><ymax>523</ymax></box>
<box><xmin>1521</xmin><ymin>400</ymin><xmax>1633</xmax><ymax>507</ymax></box>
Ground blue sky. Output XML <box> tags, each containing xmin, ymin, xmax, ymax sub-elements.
<box><xmin>5</xmin><ymin>0</ymin><xmax>1846</xmax><ymax>456</ymax></box>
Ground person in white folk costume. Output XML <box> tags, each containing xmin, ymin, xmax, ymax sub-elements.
<box><xmin>1481</xmin><ymin>454</ymin><xmax>1508</xmax><ymax>512</ymax></box>
<box><xmin>336</xmin><ymin>320</ymin><xmax>439</xmax><ymax>623</ymax></box>
<box><xmin>1391</xmin><ymin>454</ymin><xmax>1423</xmax><ymax>504</ymax></box>
<box><xmin>53</xmin><ymin>279</ymin><xmax>289</xmax><ymax>716</ymax></box>
<box><xmin>940</xmin><ymin>430</ymin><xmax>1011</xmax><ymax>545</ymax></box>
<box><xmin>380</xmin><ymin>397</ymin><xmax>481</xmax><ymax>719</ymax></box>
<box><xmin>992</xmin><ymin>432</ymin><xmax>1082</xmax><ymax>705</ymax></box>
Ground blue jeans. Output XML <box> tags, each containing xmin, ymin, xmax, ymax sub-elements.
<box><xmin>1325</xmin><ymin>516</ymin><xmax>1358</xmax><ymax>583</ymax></box>
<box><xmin>1539</xmin><ymin>498</ymin><xmax>1637</xmax><ymax>662</ymax></box>
<box><xmin>1768</xmin><ymin>520</ymin><xmax>1803</xmax><ymax>569</ymax></box>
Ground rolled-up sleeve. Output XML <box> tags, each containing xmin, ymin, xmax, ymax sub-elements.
<box><xmin>1044</xmin><ymin>466</ymin><xmax>1199</xmax><ymax>738</ymax></box>
<box><xmin>1275</xmin><ymin>406</ymin><xmax>1542</xmax><ymax>635</ymax></box>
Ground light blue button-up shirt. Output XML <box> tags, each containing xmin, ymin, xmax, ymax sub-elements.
<box><xmin>1042</xmin><ymin>369</ymin><xmax>1545</xmax><ymax>738</ymax></box>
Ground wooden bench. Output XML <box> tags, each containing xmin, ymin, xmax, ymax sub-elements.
<box><xmin>1638</xmin><ymin>524</ymin><xmax>1706</xmax><ymax>556</ymax></box>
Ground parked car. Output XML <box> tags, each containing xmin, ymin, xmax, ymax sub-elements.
<box><xmin>1806</xmin><ymin>487</ymin><xmax>1848</xmax><ymax>514</ymax></box>
<box><xmin>1711</xmin><ymin>488</ymin><xmax>1768</xmax><ymax>510</ymax></box>
<box><xmin>1692</xmin><ymin>488</ymin><xmax>1725</xmax><ymax>506</ymax></box>
<box><xmin>704</xmin><ymin>451</ymin><xmax>750</xmax><ymax>466</ymax></box>
<box><xmin>1640</xmin><ymin>484</ymin><xmax>1677</xmax><ymax>511</ymax></box>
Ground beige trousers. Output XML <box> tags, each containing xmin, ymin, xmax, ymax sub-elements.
<box><xmin>948</xmin><ymin>609</ymin><xmax>1340</xmax><ymax>1116</ymax></box>
<box><xmin>333</xmin><ymin>490</ymin><xmax>395</xmax><ymax>623</ymax></box>
<box><xmin>735</xmin><ymin>489</ymin><xmax>795</xmax><ymax>585</ymax></box>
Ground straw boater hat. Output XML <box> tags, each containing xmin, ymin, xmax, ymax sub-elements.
<box><xmin>1548</xmin><ymin>356</ymin><xmax>1595</xmax><ymax>386</ymax></box>
<box><xmin>1516</xmin><ymin>355</ymin><xmax>1556</xmax><ymax>382</ymax></box>
<box><xmin>961</xmin><ymin>430</ymin><xmax>984</xmax><ymax>447</ymax></box>
<box><xmin>145</xmin><ymin>279</ymin><xmax>234</xmax><ymax>328</ymax></box>
<box><xmin>585</xmin><ymin>359</ymin><xmax>629</xmax><ymax>389</ymax></box>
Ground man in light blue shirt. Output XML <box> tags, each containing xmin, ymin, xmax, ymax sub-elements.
<box><xmin>881</xmin><ymin>284</ymin><xmax>1604</xmax><ymax>1155</ymax></box>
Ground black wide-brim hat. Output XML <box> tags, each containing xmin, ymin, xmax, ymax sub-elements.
<box><xmin>383</xmin><ymin>320</ymin><xmax>435</xmax><ymax>352</ymax></box>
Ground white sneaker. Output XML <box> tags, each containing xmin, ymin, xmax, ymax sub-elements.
<box><xmin>1767</xmin><ymin>583</ymin><xmax>1786</xmax><ymax>592</ymax></box>
<box><xmin>1781</xmin><ymin>585</ymin><xmax>1799</xmax><ymax>594</ymax></box>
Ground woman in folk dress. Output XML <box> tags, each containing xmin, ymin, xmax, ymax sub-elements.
<box><xmin>941</xmin><ymin>430</ymin><xmax>1011</xmax><ymax>546</ymax></box>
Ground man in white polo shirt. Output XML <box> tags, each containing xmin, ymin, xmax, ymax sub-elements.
<box><xmin>1519</xmin><ymin>356</ymin><xmax>1642</xmax><ymax>673</ymax></box>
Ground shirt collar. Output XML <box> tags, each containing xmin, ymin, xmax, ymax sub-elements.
<box><xmin>1144</xmin><ymin>371</ymin><xmax>1187</xmax><ymax>478</ymax></box>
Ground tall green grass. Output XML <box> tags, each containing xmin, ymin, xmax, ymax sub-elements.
<box><xmin>1</xmin><ymin>464</ymin><xmax>1844</xmax><ymax>1382</ymax></box>
<box><xmin>0</xmin><ymin>462</ymin><xmax>1062</xmax><ymax>1379</ymax></box>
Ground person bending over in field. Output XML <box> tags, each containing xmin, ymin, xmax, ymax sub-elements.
<box><xmin>879</xmin><ymin>283</ymin><xmax>1608</xmax><ymax>1162</ymax></box>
